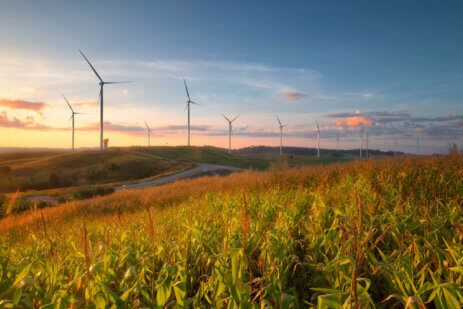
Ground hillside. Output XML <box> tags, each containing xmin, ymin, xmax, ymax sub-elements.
<box><xmin>1</xmin><ymin>155</ymin><xmax>462</xmax><ymax>307</ymax></box>
<box><xmin>0</xmin><ymin>148</ymin><xmax>191</xmax><ymax>193</ymax></box>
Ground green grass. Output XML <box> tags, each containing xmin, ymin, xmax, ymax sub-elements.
<box><xmin>1</xmin><ymin>155</ymin><xmax>462</xmax><ymax>307</ymax></box>
<box><xmin>132</xmin><ymin>145</ymin><xmax>269</xmax><ymax>169</ymax></box>
<box><xmin>0</xmin><ymin>148</ymin><xmax>191</xmax><ymax>194</ymax></box>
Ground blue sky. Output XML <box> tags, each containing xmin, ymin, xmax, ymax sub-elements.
<box><xmin>0</xmin><ymin>0</ymin><xmax>462</xmax><ymax>153</ymax></box>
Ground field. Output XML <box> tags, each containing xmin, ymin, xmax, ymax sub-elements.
<box><xmin>1</xmin><ymin>154</ymin><xmax>462</xmax><ymax>307</ymax></box>
<box><xmin>0</xmin><ymin>148</ymin><xmax>191</xmax><ymax>193</ymax></box>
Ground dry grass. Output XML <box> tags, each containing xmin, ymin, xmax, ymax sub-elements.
<box><xmin>1</xmin><ymin>155</ymin><xmax>462</xmax><ymax>307</ymax></box>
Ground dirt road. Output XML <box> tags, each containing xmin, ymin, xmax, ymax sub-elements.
<box><xmin>114</xmin><ymin>163</ymin><xmax>242</xmax><ymax>191</ymax></box>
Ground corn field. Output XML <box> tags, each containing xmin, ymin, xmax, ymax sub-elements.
<box><xmin>1</xmin><ymin>155</ymin><xmax>463</xmax><ymax>308</ymax></box>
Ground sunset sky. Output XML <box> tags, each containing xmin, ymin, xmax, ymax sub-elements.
<box><xmin>0</xmin><ymin>1</ymin><xmax>462</xmax><ymax>153</ymax></box>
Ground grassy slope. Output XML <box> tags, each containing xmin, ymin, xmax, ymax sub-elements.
<box><xmin>1</xmin><ymin>155</ymin><xmax>462</xmax><ymax>307</ymax></box>
<box><xmin>132</xmin><ymin>145</ymin><xmax>269</xmax><ymax>169</ymax></box>
<box><xmin>0</xmin><ymin>148</ymin><xmax>191</xmax><ymax>193</ymax></box>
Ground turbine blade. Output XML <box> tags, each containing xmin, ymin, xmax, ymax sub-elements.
<box><xmin>104</xmin><ymin>81</ymin><xmax>132</xmax><ymax>84</ymax></box>
<box><xmin>231</xmin><ymin>114</ymin><xmax>240</xmax><ymax>123</ymax></box>
<box><xmin>144</xmin><ymin>121</ymin><xmax>150</xmax><ymax>130</ymax></box>
<box><xmin>316</xmin><ymin>120</ymin><xmax>320</xmax><ymax>132</ymax></box>
<box><xmin>79</xmin><ymin>49</ymin><xmax>103</xmax><ymax>83</ymax></box>
<box><xmin>222</xmin><ymin>114</ymin><xmax>231</xmax><ymax>122</ymax></box>
<box><xmin>190</xmin><ymin>101</ymin><xmax>199</xmax><ymax>106</ymax></box>
<box><xmin>62</xmin><ymin>94</ymin><xmax>74</xmax><ymax>113</ymax></box>
<box><xmin>183</xmin><ymin>78</ymin><xmax>191</xmax><ymax>101</ymax></box>
<box><xmin>276</xmin><ymin>115</ymin><xmax>281</xmax><ymax>126</ymax></box>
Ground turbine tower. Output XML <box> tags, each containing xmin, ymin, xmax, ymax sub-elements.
<box><xmin>222</xmin><ymin>114</ymin><xmax>239</xmax><ymax>154</ymax></box>
<box><xmin>316</xmin><ymin>120</ymin><xmax>321</xmax><ymax>157</ymax></box>
<box><xmin>63</xmin><ymin>94</ymin><xmax>83</xmax><ymax>151</ymax></box>
<box><xmin>365</xmin><ymin>130</ymin><xmax>369</xmax><ymax>158</ymax></box>
<box><xmin>276</xmin><ymin>115</ymin><xmax>286</xmax><ymax>155</ymax></box>
<box><xmin>359</xmin><ymin>126</ymin><xmax>364</xmax><ymax>158</ymax></box>
<box><xmin>144</xmin><ymin>121</ymin><xmax>152</xmax><ymax>147</ymax></box>
<box><xmin>183</xmin><ymin>79</ymin><xmax>198</xmax><ymax>146</ymax></box>
<box><xmin>79</xmin><ymin>50</ymin><xmax>130</xmax><ymax>151</ymax></box>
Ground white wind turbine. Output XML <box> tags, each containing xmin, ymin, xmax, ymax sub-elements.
<box><xmin>276</xmin><ymin>115</ymin><xmax>286</xmax><ymax>155</ymax></box>
<box><xmin>359</xmin><ymin>126</ymin><xmax>364</xmax><ymax>158</ymax></box>
<box><xmin>316</xmin><ymin>120</ymin><xmax>321</xmax><ymax>157</ymax></box>
<box><xmin>144</xmin><ymin>121</ymin><xmax>152</xmax><ymax>147</ymax></box>
<box><xmin>222</xmin><ymin>114</ymin><xmax>239</xmax><ymax>154</ymax></box>
<box><xmin>183</xmin><ymin>78</ymin><xmax>199</xmax><ymax>146</ymax></box>
<box><xmin>365</xmin><ymin>130</ymin><xmax>369</xmax><ymax>158</ymax></box>
<box><xmin>79</xmin><ymin>50</ymin><xmax>131</xmax><ymax>151</ymax></box>
<box><xmin>62</xmin><ymin>94</ymin><xmax>83</xmax><ymax>151</ymax></box>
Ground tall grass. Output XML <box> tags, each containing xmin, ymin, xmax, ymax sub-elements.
<box><xmin>0</xmin><ymin>155</ymin><xmax>462</xmax><ymax>307</ymax></box>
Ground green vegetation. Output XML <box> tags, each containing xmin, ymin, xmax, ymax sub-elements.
<box><xmin>1</xmin><ymin>155</ymin><xmax>462</xmax><ymax>307</ymax></box>
<box><xmin>0</xmin><ymin>148</ymin><xmax>191</xmax><ymax>193</ymax></box>
<box><xmin>132</xmin><ymin>146</ymin><xmax>269</xmax><ymax>169</ymax></box>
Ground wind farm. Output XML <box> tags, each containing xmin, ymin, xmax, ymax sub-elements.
<box><xmin>0</xmin><ymin>1</ymin><xmax>462</xmax><ymax>308</ymax></box>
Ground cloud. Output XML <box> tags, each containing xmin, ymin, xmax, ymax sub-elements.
<box><xmin>0</xmin><ymin>111</ymin><xmax>50</xmax><ymax>130</ymax></box>
<box><xmin>73</xmin><ymin>100</ymin><xmax>99</xmax><ymax>108</ymax></box>
<box><xmin>335</xmin><ymin>116</ymin><xmax>375</xmax><ymax>127</ymax></box>
<box><xmin>279</xmin><ymin>91</ymin><xmax>306</xmax><ymax>101</ymax></box>
<box><xmin>0</xmin><ymin>98</ymin><xmax>47</xmax><ymax>114</ymax></box>
<box><xmin>79</xmin><ymin>122</ymin><xmax>210</xmax><ymax>135</ymax></box>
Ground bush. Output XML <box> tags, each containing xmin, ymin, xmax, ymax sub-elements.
<box><xmin>48</xmin><ymin>173</ymin><xmax>61</xmax><ymax>187</ymax></box>
<box><xmin>72</xmin><ymin>186</ymin><xmax>114</xmax><ymax>200</ymax></box>
<box><xmin>0</xmin><ymin>166</ymin><xmax>12</xmax><ymax>176</ymax></box>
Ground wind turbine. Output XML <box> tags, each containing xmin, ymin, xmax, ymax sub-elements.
<box><xmin>416</xmin><ymin>137</ymin><xmax>420</xmax><ymax>155</ymax></box>
<box><xmin>63</xmin><ymin>94</ymin><xmax>83</xmax><ymax>151</ymax></box>
<box><xmin>144</xmin><ymin>121</ymin><xmax>152</xmax><ymax>147</ymax></box>
<box><xmin>79</xmin><ymin>50</ymin><xmax>130</xmax><ymax>151</ymax></box>
<box><xmin>359</xmin><ymin>126</ymin><xmax>364</xmax><ymax>158</ymax></box>
<box><xmin>316</xmin><ymin>120</ymin><xmax>321</xmax><ymax>157</ymax></box>
<box><xmin>276</xmin><ymin>115</ymin><xmax>286</xmax><ymax>155</ymax></box>
<box><xmin>222</xmin><ymin>114</ymin><xmax>239</xmax><ymax>154</ymax></box>
<box><xmin>183</xmin><ymin>79</ymin><xmax>198</xmax><ymax>146</ymax></box>
<box><xmin>365</xmin><ymin>130</ymin><xmax>369</xmax><ymax>158</ymax></box>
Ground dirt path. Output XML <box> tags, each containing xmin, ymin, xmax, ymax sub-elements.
<box><xmin>114</xmin><ymin>163</ymin><xmax>242</xmax><ymax>191</ymax></box>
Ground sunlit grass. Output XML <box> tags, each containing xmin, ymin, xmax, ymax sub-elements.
<box><xmin>1</xmin><ymin>155</ymin><xmax>462</xmax><ymax>307</ymax></box>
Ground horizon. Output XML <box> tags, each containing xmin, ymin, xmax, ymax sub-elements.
<box><xmin>1</xmin><ymin>1</ymin><xmax>462</xmax><ymax>154</ymax></box>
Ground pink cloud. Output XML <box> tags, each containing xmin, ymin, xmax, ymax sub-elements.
<box><xmin>279</xmin><ymin>91</ymin><xmax>306</xmax><ymax>101</ymax></box>
<box><xmin>0</xmin><ymin>98</ymin><xmax>47</xmax><ymax>114</ymax></box>
<box><xmin>0</xmin><ymin>111</ymin><xmax>50</xmax><ymax>130</ymax></box>
<box><xmin>336</xmin><ymin>116</ymin><xmax>374</xmax><ymax>127</ymax></box>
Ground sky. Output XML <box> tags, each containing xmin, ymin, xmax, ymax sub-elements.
<box><xmin>0</xmin><ymin>0</ymin><xmax>462</xmax><ymax>154</ymax></box>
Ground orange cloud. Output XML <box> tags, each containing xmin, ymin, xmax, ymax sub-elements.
<box><xmin>279</xmin><ymin>91</ymin><xmax>306</xmax><ymax>101</ymax></box>
<box><xmin>336</xmin><ymin>116</ymin><xmax>374</xmax><ymax>127</ymax></box>
<box><xmin>0</xmin><ymin>98</ymin><xmax>47</xmax><ymax>114</ymax></box>
<box><xmin>0</xmin><ymin>111</ymin><xmax>50</xmax><ymax>130</ymax></box>
<box><xmin>74</xmin><ymin>100</ymin><xmax>99</xmax><ymax>108</ymax></box>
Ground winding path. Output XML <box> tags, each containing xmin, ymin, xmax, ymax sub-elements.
<box><xmin>114</xmin><ymin>163</ymin><xmax>243</xmax><ymax>191</ymax></box>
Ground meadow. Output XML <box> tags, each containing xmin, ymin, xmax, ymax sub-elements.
<box><xmin>0</xmin><ymin>148</ymin><xmax>191</xmax><ymax>194</ymax></box>
<box><xmin>1</xmin><ymin>154</ymin><xmax>462</xmax><ymax>308</ymax></box>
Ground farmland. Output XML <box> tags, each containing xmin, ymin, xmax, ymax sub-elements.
<box><xmin>1</xmin><ymin>154</ymin><xmax>462</xmax><ymax>307</ymax></box>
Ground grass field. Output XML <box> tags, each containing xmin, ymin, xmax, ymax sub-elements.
<box><xmin>0</xmin><ymin>148</ymin><xmax>191</xmax><ymax>194</ymax></box>
<box><xmin>1</xmin><ymin>154</ymin><xmax>462</xmax><ymax>307</ymax></box>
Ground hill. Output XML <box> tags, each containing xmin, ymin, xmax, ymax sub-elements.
<box><xmin>1</xmin><ymin>155</ymin><xmax>462</xmax><ymax>307</ymax></box>
<box><xmin>0</xmin><ymin>148</ymin><xmax>191</xmax><ymax>193</ymax></box>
